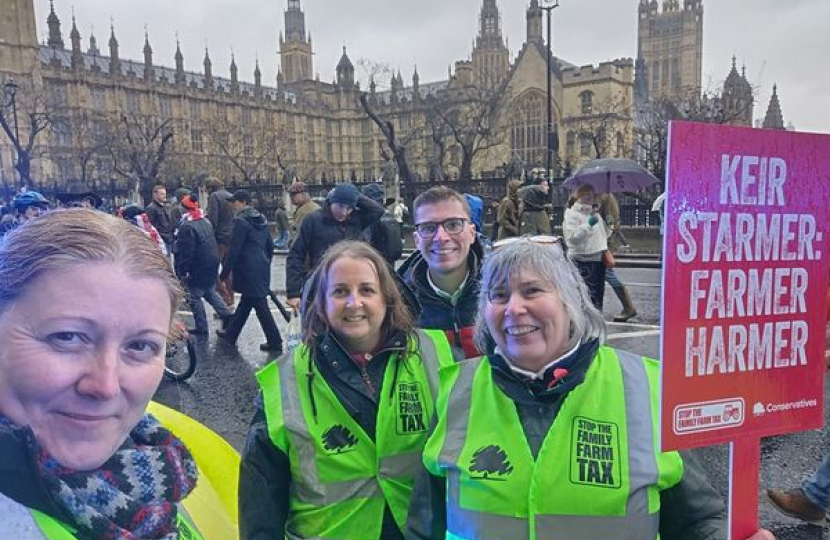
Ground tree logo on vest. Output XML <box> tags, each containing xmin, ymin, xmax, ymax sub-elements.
<box><xmin>570</xmin><ymin>417</ymin><xmax>621</xmax><ymax>488</ymax></box>
<box><xmin>322</xmin><ymin>425</ymin><xmax>358</xmax><ymax>454</ymax></box>
<box><xmin>469</xmin><ymin>445</ymin><xmax>514</xmax><ymax>480</ymax></box>
<box><xmin>396</xmin><ymin>382</ymin><xmax>427</xmax><ymax>434</ymax></box>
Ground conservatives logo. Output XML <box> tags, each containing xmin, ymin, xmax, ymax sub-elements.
<box><xmin>754</xmin><ymin>399</ymin><xmax>818</xmax><ymax>415</ymax></box>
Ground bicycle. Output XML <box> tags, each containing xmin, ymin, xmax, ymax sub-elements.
<box><xmin>165</xmin><ymin>321</ymin><xmax>198</xmax><ymax>381</ymax></box>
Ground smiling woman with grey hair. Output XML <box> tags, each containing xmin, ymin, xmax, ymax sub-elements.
<box><xmin>407</xmin><ymin>239</ymin><xmax>776</xmax><ymax>540</ymax></box>
<box><xmin>473</xmin><ymin>238</ymin><xmax>605</xmax><ymax>355</ymax></box>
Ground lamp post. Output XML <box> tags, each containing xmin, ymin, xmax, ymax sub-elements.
<box><xmin>540</xmin><ymin>0</ymin><xmax>559</xmax><ymax>184</ymax></box>
<box><xmin>3</xmin><ymin>78</ymin><xmax>20</xmax><ymax>182</ymax></box>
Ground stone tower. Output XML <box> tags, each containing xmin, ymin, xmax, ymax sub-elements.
<box><xmin>526</xmin><ymin>0</ymin><xmax>543</xmax><ymax>45</ymax></box>
<box><xmin>471</xmin><ymin>0</ymin><xmax>510</xmax><ymax>87</ymax></box>
<box><xmin>336</xmin><ymin>47</ymin><xmax>355</xmax><ymax>89</ymax></box>
<box><xmin>721</xmin><ymin>57</ymin><xmax>753</xmax><ymax>126</ymax></box>
<box><xmin>0</xmin><ymin>0</ymin><xmax>39</xmax><ymax>76</ymax></box>
<box><xmin>279</xmin><ymin>0</ymin><xmax>313</xmax><ymax>84</ymax></box>
<box><xmin>762</xmin><ymin>84</ymin><xmax>784</xmax><ymax>130</ymax></box>
<box><xmin>637</xmin><ymin>0</ymin><xmax>703</xmax><ymax>102</ymax></box>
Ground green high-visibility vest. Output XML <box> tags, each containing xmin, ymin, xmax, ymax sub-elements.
<box><xmin>28</xmin><ymin>507</ymin><xmax>206</xmax><ymax>540</ymax></box>
<box><xmin>423</xmin><ymin>346</ymin><xmax>684</xmax><ymax>540</ymax></box>
<box><xmin>257</xmin><ymin>329</ymin><xmax>454</xmax><ymax>540</ymax></box>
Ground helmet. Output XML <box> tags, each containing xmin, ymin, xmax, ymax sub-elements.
<box><xmin>13</xmin><ymin>191</ymin><xmax>49</xmax><ymax>212</ymax></box>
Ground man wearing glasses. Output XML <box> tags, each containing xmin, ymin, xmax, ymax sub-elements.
<box><xmin>398</xmin><ymin>186</ymin><xmax>484</xmax><ymax>358</ymax></box>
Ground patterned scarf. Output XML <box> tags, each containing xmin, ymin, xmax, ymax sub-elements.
<box><xmin>21</xmin><ymin>414</ymin><xmax>197</xmax><ymax>540</ymax></box>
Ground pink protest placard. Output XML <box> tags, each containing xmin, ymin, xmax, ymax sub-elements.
<box><xmin>661</xmin><ymin>121</ymin><xmax>830</xmax><ymax>451</ymax></box>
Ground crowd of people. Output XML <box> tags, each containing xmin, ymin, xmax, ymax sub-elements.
<box><xmin>0</xmin><ymin>176</ymin><xmax>801</xmax><ymax>540</ymax></box>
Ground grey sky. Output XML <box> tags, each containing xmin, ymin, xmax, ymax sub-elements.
<box><xmin>35</xmin><ymin>0</ymin><xmax>830</xmax><ymax>133</ymax></box>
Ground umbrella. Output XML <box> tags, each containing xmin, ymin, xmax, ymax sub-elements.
<box><xmin>563</xmin><ymin>158</ymin><xmax>660</xmax><ymax>194</ymax></box>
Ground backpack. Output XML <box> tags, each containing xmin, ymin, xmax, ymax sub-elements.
<box><xmin>369</xmin><ymin>210</ymin><xmax>403</xmax><ymax>263</ymax></box>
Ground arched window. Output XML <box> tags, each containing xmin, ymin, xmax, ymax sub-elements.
<box><xmin>580</xmin><ymin>91</ymin><xmax>594</xmax><ymax>115</ymax></box>
<box><xmin>566</xmin><ymin>131</ymin><xmax>576</xmax><ymax>159</ymax></box>
<box><xmin>580</xmin><ymin>132</ymin><xmax>592</xmax><ymax>157</ymax></box>
<box><xmin>509</xmin><ymin>91</ymin><xmax>546</xmax><ymax>168</ymax></box>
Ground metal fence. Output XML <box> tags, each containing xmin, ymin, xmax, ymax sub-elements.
<box><xmin>2</xmin><ymin>176</ymin><xmax>662</xmax><ymax>228</ymax></box>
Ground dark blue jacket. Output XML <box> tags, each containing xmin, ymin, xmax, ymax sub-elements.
<box><xmin>220</xmin><ymin>207</ymin><xmax>273</xmax><ymax>297</ymax></box>
<box><xmin>174</xmin><ymin>215</ymin><xmax>220</xmax><ymax>289</ymax></box>
<box><xmin>397</xmin><ymin>238</ymin><xmax>484</xmax><ymax>358</ymax></box>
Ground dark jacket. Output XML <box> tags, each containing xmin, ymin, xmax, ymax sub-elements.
<box><xmin>496</xmin><ymin>180</ymin><xmax>523</xmax><ymax>240</ymax></box>
<box><xmin>0</xmin><ymin>422</ymin><xmax>75</xmax><ymax>528</ymax></box>
<box><xmin>207</xmin><ymin>188</ymin><xmax>236</xmax><ymax>246</ymax></box>
<box><xmin>239</xmin><ymin>332</ymin><xmax>412</xmax><ymax>540</ymax></box>
<box><xmin>174</xmin><ymin>214</ymin><xmax>220</xmax><ymax>289</ymax></box>
<box><xmin>519</xmin><ymin>184</ymin><xmax>550</xmax><ymax>212</ymax></box>
<box><xmin>274</xmin><ymin>207</ymin><xmax>290</xmax><ymax>234</ymax></box>
<box><xmin>145</xmin><ymin>199</ymin><xmax>174</xmax><ymax>246</ymax></box>
<box><xmin>405</xmin><ymin>339</ymin><xmax>728</xmax><ymax>540</ymax></box>
<box><xmin>397</xmin><ymin>238</ymin><xmax>484</xmax><ymax>358</ymax></box>
<box><xmin>286</xmin><ymin>194</ymin><xmax>385</xmax><ymax>298</ymax></box>
<box><xmin>220</xmin><ymin>207</ymin><xmax>273</xmax><ymax>297</ymax></box>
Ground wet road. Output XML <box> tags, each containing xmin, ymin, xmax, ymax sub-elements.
<box><xmin>154</xmin><ymin>256</ymin><xmax>830</xmax><ymax>538</ymax></box>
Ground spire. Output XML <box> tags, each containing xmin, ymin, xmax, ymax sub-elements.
<box><xmin>47</xmin><ymin>0</ymin><xmax>65</xmax><ymax>50</ymax></box>
<box><xmin>476</xmin><ymin>0</ymin><xmax>505</xmax><ymax>50</ymax></box>
<box><xmin>254</xmin><ymin>57</ymin><xmax>262</xmax><ymax>95</ymax></box>
<box><xmin>412</xmin><ymin>65</ymin><xmax>420</xmax><ymax>102</ymax></box>
<box><xmin>285</xmin><ymin>0</ymin><xmax>307</xmax><ymax>41</ymax></box>
<box><xmin>203</xmin><ymin>48</ymin><xmax>213</xmax><ymax>89</ymax></box>
<box><xmin>762</xmin><ymin>84</ymin><xmax>785</xmax><ymax>130</ymax></box>
<box><xmin>230</xmin><ymin>53</ymin><xmax>239</xmax><ymax>92</ymax></box>
<box><xmin>109</xmin><ymin>22</ymin><xmax>120</xmax><ymax>75</ymax></box>
<box><xmin>336</xmin><ymin>46</ymin><xmax>355</xmax><ymax>89</ymax></box>
<box><xmin>174</xmin><ymin>38</ymin><xmax>184</xmax><ymax>85</ymax></box>
<box><xmin>527</xmin><ymin>0</ymin><xmax>543</xmax><ymax>45</ymax></box>
<box><xmin>143</xmin><ymin>30</ymin><xmax>154</xmax><ymax>82</ymax></box>
<box><xmin>88</xmin><ymin>28</ymin><xmax>99</xmax><ymax>56</ymax></box>
<box><xmin>70</xmin><ymin>15</ymin><xmax>83</xmax><ymax>69</ymax></box>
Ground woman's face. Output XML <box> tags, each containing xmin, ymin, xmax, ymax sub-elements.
<box><xmin>485</xmin><ymin>269</ymin><xmax>571</xmax><ymax>372</ymax></box>
<box><xmin>325</xmin><ymin>256</ymin><xmax>386</xmax><ymax>353</ymax></box>
<box><xmin>578</xmin><ymin>190</ymin><xmax>596</xmax><ymax>206</ymax></box>
<box><xmin>0</xmin><ymin>262</ymin><xmax>172</xmax><ymax>471</ymax></box>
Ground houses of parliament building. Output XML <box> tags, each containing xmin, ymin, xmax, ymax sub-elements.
<box><xmin>0</xmin><ymin>0</ymin><xmax>780</xmax><ymax>191</ymax></box>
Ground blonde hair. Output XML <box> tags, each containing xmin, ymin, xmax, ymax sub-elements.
<box><xmin>0</xmin><ymin>209</ymin><xmax>182</xmax><ymax>326</ymax></box>
<box><xmin>302</xmin><ymin>241</ymin><xmax>415</xmax><ymax>353</ymax></box>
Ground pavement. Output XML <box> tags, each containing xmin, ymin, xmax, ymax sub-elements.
<box><xmin>154</xmin><ymin>255</ymin><xmax>830</xmax><ymax>539</ymax></box>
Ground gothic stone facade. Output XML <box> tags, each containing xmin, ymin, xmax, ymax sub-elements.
<box><xmin>0</xmin><ymin>0</ymin><xmax>634</xmax><ymax>189</ymax></box>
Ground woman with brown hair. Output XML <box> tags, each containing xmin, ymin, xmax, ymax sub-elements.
<box><xmin>239</xmin><ymin>241</ymin><xmax>455</xmax><ymax>540</ymax></box>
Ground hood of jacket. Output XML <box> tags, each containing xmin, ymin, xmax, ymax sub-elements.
<box><xmin>236</xmin><ymin>206</ymin><xmax>268</xmax><ymax>229</ymax></box>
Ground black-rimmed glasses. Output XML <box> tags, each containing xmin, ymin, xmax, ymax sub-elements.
<box><xmin>414</xmin><ymin>217</ymin><xmax>468</xmax><ymax>238</ymax></box>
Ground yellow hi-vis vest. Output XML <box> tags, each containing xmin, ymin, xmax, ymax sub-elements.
<box><xmin>422</xmin><ymin>347</ymin><xmax>684</xmax><ymax>540</ymax></box>
<box><xmin>257</xmin><ymin>329</ymin><xmax>454</xmax><ymax>540</ymax></box>
<box><xmin>17</xmin><ymin>401</ymin><xmax>240</xmax><ymax>540</ymax></box>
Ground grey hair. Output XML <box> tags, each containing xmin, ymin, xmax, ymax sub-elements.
<box><xmin>0</xmin><ymin>209</ymin><xmax>182</xmax><ymax>324</ymax></box>
<box><xmin>473</xmin><ymin>240</ymin><xmax>606</xmax><ymax>353</ymax></box>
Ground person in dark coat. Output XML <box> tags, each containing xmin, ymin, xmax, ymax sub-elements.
<box><xmin>168</xmin><ymin>186</ymin><xmax>192</xmax><ymax>224</ymax></box>
<box><xmin>205</xmin><ymin>178</ymin><xmax>237</xmax><ymax>308</ymax></box>
<box><xmin>273</xmin><ymin>202</ymin><xmax>290</xmax><ymax>249</ymax></box>
<box><xmin>216</xmin><ymin>190</ymin><xmax>283</xmax><ymax>352</ymax></box>
<box><xmin>145</xmin><ymin>184</ymin><xmax>175</xmax><ymax>251</ymax></box>
<box><xmin>173</xmin><ymin>194</ymin><xmax>234</xmax><ymax>335</ymax></box>
<box><xmin>285</xmin><ymin>182</ymin><xmax>385</xmax><ymax>312</ymax></box>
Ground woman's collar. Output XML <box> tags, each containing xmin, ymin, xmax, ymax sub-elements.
<box><xmin>495</xmin><ymin>341</ymin><xmax>581</xmax><ymax>380</ymax></box>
